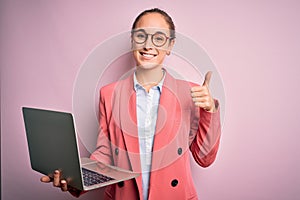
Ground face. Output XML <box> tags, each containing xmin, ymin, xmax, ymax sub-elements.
<box><xmin>132</xmin><ymin>13</ymin><xmax>175</xmax><ymax>70</ymax></box>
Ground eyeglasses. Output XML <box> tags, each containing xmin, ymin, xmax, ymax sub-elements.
<box><xmin>132</xmin><ymin>29</ymin><xmax>173</xmax><ymax>47</ymax></box>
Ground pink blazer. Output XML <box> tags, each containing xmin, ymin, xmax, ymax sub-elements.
<box><xmin>90</xmin><ymin>71</ymin><xmax>221</xmax><ymax>200</ymax></box>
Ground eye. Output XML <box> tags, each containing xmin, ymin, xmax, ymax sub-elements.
<box><xmin>153</xmin><ymin>34</ymin><xmax>166</xmax><ymax>43</ymax></box>
<box><xmin>134</xmin><ymin>31</ymin><xmax>146</xmax><ymax>40</ymax></box>
<box><xmin>155</xmin><ymin>36</ymin><xmax>163</xmax><ymax>41</ymax></box>
<box><xmin>136</xmin><ymin>33</ymin><xmax>146</xmax><ymax>39</ymax></box>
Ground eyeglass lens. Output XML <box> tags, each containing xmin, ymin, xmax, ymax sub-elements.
<box><xmin>133</xmin><ymin>30</ymin><xmax>168</xmax><ymax>47</ymax></box>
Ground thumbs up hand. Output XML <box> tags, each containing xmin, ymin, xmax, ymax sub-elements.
<box><xmin>191</xmin><ymin>71</ymin><xmax>216</xmax><ymax>112</ymax></box>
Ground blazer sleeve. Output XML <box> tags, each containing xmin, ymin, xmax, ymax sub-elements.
<box><xmin>90</xmin><ymin>87</ymin><xmax>114</xmax><ymax>165</ymax></box>
<box><xmin>189</xmin><ymin>99</ymin><xmax>221</xmax><ymax>167</ymax></box>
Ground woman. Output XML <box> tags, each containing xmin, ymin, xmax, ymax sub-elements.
<box><xmin>42</xmin><ymin>8</ymin><xmax>221</xmax><ymax>200</ymax></box>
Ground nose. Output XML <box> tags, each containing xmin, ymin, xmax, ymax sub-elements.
<box><xmin>143</xmin><ymin>35</ymin><xmax>154</xmax><ymax>49</ymax></box>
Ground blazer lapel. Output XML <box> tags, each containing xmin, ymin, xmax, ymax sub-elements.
<box><xmin>116</xmin><ymin>75</ymin><xmax>143</xmax><ymax>198</ymax></box>
<box><xmin>151</xmin><ymin>72</ymin><xmax>181</xmax><ymax>171</ymax></box>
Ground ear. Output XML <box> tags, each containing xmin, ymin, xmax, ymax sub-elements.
<box><xmin>131</xmin><ymin>38</ymin><xmax>134</xmax><ymax>50</ymax></box>
<box><xmin>166</xmin><ymin>39</ymin><xmax>175</xmax><ymax>55</ymax></box>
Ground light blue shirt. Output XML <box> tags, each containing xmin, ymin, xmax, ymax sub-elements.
<box><xmin>133</xmin><ymin>72</ymin><xmax>165</xmax><ymax>200</ymax></box>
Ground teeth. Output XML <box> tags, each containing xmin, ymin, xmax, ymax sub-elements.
<box><xmin>140</xmin><ymin>52</ymin><xmax>156</xmax><ymax>58</ymax></box>
<box><xmin>143</xmin><ymin>53</ymin><xmax>154</xmax><ymax>58</ymax></box>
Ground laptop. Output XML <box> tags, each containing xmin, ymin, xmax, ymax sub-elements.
<box><xmin>22</xmin><ymin>107</ymin><xmax>139</xmax><ymax>191</ymax></box>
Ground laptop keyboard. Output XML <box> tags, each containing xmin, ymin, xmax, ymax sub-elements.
<box><xmin>82</xmin><ymin>168</ymin><xmax>115</xmax><ymax>186</ymax></box>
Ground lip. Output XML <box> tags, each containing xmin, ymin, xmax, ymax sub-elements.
<box><xmin>139</xmin><ymin>51</ymin><xmax>157</xmax><ymax>60</ymax></box>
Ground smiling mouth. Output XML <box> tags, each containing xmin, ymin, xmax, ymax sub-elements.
<box><xmin>140</xmin><ymin>51</ymin><xmax>157</xmax><ymax>59</ymax></box>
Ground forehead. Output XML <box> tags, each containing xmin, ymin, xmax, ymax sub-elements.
<box><xmin>135</xmin><ymin>13</ymin><xmax>170</xmax><ymax>31</ymax></box>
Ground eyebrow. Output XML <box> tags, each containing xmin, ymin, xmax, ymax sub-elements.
<box><xmin>134</xmin><ymin>29</ymin><xmax>167</xmax><ymax>36</ymax></box>
<box><xmin>155</xmin><ymin>31</ymin><xmax>166</xmax><ymax>35</ymax></box>
<box><xmin>134</xmin><ymin>28</ymin><xmax>146</xmax><ymax>32</ymax></box>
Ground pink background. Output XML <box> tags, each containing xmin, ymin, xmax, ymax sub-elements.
<box><xmin>1</xmin><ymin>0</ymin><xmax>300</xmax><ymax>200</ymax></box>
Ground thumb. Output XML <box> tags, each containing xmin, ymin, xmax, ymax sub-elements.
<box><xmin>203</xmin><ymin>71</ymin><xmax>212</xmax><ymax>86</ymax></box>
<box><xmin>40</xmin><ymin>175</ymin><xmax>52</xmax><ymax>183</ymax></box>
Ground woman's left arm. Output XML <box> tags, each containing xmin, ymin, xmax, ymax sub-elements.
<box><xmin>189</xmin><ymin>72</ymin><xmax>222</xmax><ymax>167</ymax></box>
<box><xmin>189</xmin><ymin>102</ymin><xmax>221</xmax><ymax>167</ymax></box>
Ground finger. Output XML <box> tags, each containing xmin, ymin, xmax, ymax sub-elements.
<box><xmin>191</xmin><ymin>85</ymin><xmax>208</xmax><ymax>93</ymax></box>
<box><xmin>194</xmin><ymin>101</ymin><xmax>213</xmax><ymax>109</ymax></box>
<box><xmin>191</xmin><ymin>90</ymin><xmax>209</xmax><ymax>98</ymax></box>
<box><xmin>194</xmin><ymin>101</ymin><xmax>209</xmax><ymax>108</ymax></box>
<box><xmin>40</xmin><ymin>176</ymin><xmax>52</xmax><ymax>183</ymax></box>
<box><xmin>194</xmin><ymin>99</ymin><xmax>215</xmax><ymax>112</ymax></box>
<box><xmin>203</xmin><ymin>71</ymin><xmax>212</xmax><ymax>86</ymax></box>
<box><xmin>53</xmin><ymin>170</ymin><xmax>61</xmax><ymax>187</ymax></box>
<box><xmin>60</xmin><ymin>180</ymin><xmax>68</xmax><ymax>192</ymax></box>
<box><xmin>191</xmin><ymin>86</ymin><xmax>202</xmax><ymax>92</ymax></box>
<box><xmin>192</xmin><ymin>97</ymin><xmax>210</xmax><ymax>103</ymax></box>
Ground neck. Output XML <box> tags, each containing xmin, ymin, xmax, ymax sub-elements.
<box><xmin>135</xmin><ymin>66</ymin><xmax>164</xmax><ymax>92</ymax></box>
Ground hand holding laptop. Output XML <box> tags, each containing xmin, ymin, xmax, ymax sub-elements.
<box><xmin>40</xmin><ymin>170</ymin><xmax>68</xmax><ymax>191</ymax></box>
<box><xmin>22</xmin><ymin>107</ymin><xmax>139</xmax><ymax>197</ymax></box>
<box><xmin>40</xmin><ymin>170</ymin><xmax>82</xmax><ymax>197</ymax></box>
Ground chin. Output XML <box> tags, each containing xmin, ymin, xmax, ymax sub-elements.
<box><xmin>136</xmin><ymin>62</ymin><xmax>162</xmax><ymax>70</ymax></box>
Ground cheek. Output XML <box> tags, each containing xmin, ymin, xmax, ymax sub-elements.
<box><xmin>132</xmin><ymin>42</ymin><xmax>143</xmax><ymax>51</ymax></box>
<box><xmin>156</xmin><ymin>42</ymin><xmax>172</xmax><ymax>51</ymax></box>
<box><xmin>133</xmin><ymin>50</ymin><xmax>139</xmax><ymax>60</ymax></box>
<box><xmin>157</xmin><ymin>50</ymin><xmax>167</xmax><ymax>59</ymax></box>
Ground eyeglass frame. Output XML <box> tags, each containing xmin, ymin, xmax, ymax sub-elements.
<box><xmin>131</xmin><ymin>29</ymin><xmax>175</xmax><ymax>47</ymax></box>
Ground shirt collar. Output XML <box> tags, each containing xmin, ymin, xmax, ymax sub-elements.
<box><xmin>133</xmin><ymin>70</ymin><xmax>165</xmax><ymax>93</ymax></box>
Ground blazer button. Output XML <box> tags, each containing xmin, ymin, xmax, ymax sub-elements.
<box><xmin>177</xmin><ymin>147</ymin><xmax>182</xmax><ymax>155</ymax></box>
<box><xmin>117</xmin><ymin>181</ymin><xmax>124</xmax><ymax>188</ymax></box>
<box><xmin>115</xmin><ymin>148</ymin><xmax>119</xmax><ymax>155</ymax></box>
<box><xmin>171</xmin><ymin>179</ymin><xmax>178</xmax><ymax>187</ymax></box>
